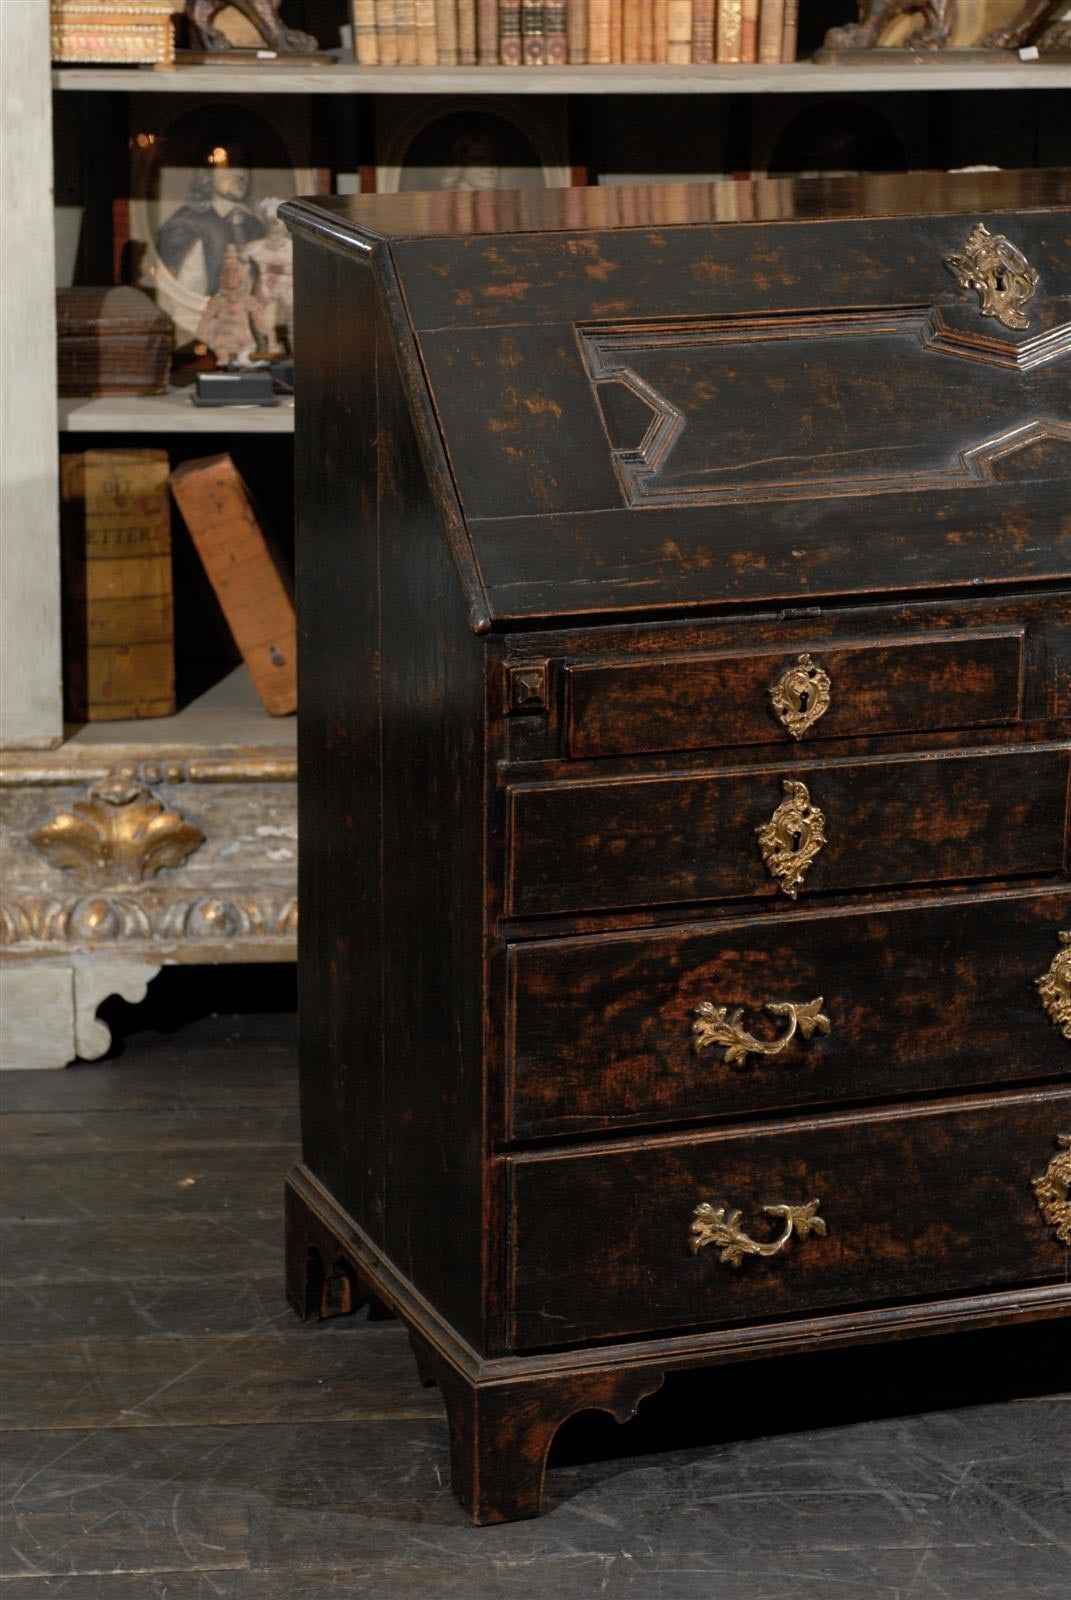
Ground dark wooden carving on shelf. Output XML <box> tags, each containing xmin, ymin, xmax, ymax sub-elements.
<box><xmin>184</xmin><ymin>0</ymin><xmax>318</xmax><ymax>53</ymax></box>
<box><xmin>822</xmin><ymin>0</ymin><xmax>1064</xmax><ymax>53</ymax></box>
<box><xmin>282</xmin><ymin>170</ymin><xmax>1071</xmax><ymax>1525</ymax></box>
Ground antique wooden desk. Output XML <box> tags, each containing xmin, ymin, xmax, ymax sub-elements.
<box><xmin>282</xmin><ymin>171</ymin><xmax>1071</xmax><ymax>1524</ymax></box>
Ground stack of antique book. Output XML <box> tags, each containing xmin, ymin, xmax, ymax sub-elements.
<box><xmin>351</xmin><ymin>0</ymin><xmax>798</xmax><ymax>64</ymax></box>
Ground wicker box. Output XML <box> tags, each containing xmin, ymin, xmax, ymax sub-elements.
<box><xmin>57</xmin><ymin>287</ymin><xmax>172</xmax><ymax>397</ymax></box>
<box><xmin>51</xmin><ymin>3</ymin><xmax>177</xmax><ymax>66</ymax></box>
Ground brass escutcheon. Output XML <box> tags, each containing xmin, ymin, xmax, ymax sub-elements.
<box><xmin>690</xmin><ymin>1197</ymin><xmax>827</xmax><ymax>1268</ymax></box>
<box><xmin>769</xmin><ymin>654</ymin><xmax>831</xmax><ymax>740</ymax></box>
<box><xmin>1033</xmin><ymin>1134</ymin><xmax>1071</xmax><ymax>1247</ymax></box>
<box><xmin>693</xmin><ymin>996</ymin><xmax>830</xmax><ymax>1067</ymax></box>
<box><xmin>1036</xmin><ymin>931</ymin><xmax>1071</xmax><ymax>1038</ymax></box>
<box><xmin>943</xmin><ymin>223</ymin><xmax>1039</xmax><ymax>333</ymax></box>
<box><xmin>757</xmin><ymin>779</ymin><xmax>826</xmax><ymax>899</ymax></box>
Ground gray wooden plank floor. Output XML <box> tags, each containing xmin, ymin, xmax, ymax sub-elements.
<box><xmin>1</xmin><ymin>1002</ymin><xmax>1068</xmax><ymax>1598</ymax></box>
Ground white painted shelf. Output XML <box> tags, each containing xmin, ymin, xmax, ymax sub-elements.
<box><xmin>53</xmin><ymin>59</ymin><xmax>1071</xmax><ymax>95</ymax></box>
<box><xmin>58</xmin><ymin>390</ymin><xmax>294</xmax><ymax>433</ymax></box>
<box><xmin>66</xmin><ymin>666</ymin><xmax>296</xmax><ymax>752</ymax></box>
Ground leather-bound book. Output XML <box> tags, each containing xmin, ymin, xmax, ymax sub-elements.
<box><xmin>758</xmin><ymin>0</ymin><xmax>783</xmax><ymax>62</ymax></box>
<box><xmin>457</xmin><ymin>0</ymin><xmax>478</xmax><ymax>59</ymax></box>
<box><xmin>476</xmin><ymin>0</ymin><xmax>498</xmax><ymax>59</ymax></box>
<box><xmin>567</xmin><ymin>0</ymin><xmax>587</xmax><ymax>60</ymax></box>
<box><xmin>781</xmin><ymin>0</ymin><xmax>797</xmax><ymax>59</ymax></box>
<box><xmin>691</xmin><ymin>0</ymin><xmax>714</xmax><ymax>60</ymax></box>
<box><xmin>666</xmin><ymin>0</ymin><xmax>691</xmax><ymax>60</ymax></box>
<box><xmin>610</xmin><ymin>0</ymin><xmax>623</xmax><ymax>58</ymax></box>
<box><xmin>351</xmin><ymin>0</ymin><xmax>380</xmax><ymax>61</ymax></box>
<box><xmin>741</xmin><ymin>0</ymin><xmax>759</xmax><ymax>57</ymax></box>
<box><xmin>415</xmin><ymin>0</ymin><xmax>438</xmax><ymax>59</ymax></box>
<box><xmin>437</xmin><ymin>0</ymin><xmax>460</xmax><ymax>61</ymax></box>
<box><xmin>588</xmin><ymin>0</ymin><xmax>611</xmax><ymax>59</ymax></box>
<box><xmin>499</xmin><ymin>0</ymin><xmax>522</xmax><ymax>59</ymax></box>
<box><xmin>717</xmin><ymin>0</ymin><xmax>742</xmax><ymax>59</ymax></box>
<box><xmin>522</xmin><ymin>0</ymin><xmax>545</xmax><ymax>61</ymax></box>
<box><xmin>375</xmin><ymin>0</ymin><xmax>399</xmax><ymax>62</ymax></box>
<box><xmin>622</xmin><ymin>0</ymin><xmax>641</xmax><ymax>59</ymax></box>
<box><xmin>169</xmin><ymin>455</ymin><xmax>296</xmax><ymax>718</ymax></box>
<box><xmin>395</xmin><ymin>0</ymin><xmax>418</xmax><ymax>62</ymax></box>
<box><xmin>545</xmin><ymin>0</ymin><xmax>567</xmax><ymax>59</ymax></box>
<box><xmin>60</xmin><ymin>449</ymin><xmax>174</xmax><ymax>722</ymax></box>
<box><xmin>652</xmin><ymin>0</ymin><xmax>668</xmax><ymax>59</ymax></box>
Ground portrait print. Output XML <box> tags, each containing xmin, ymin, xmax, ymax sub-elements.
<box><xmin>128</xmin><ymin>97</ymin><xmax>323</xmax><ymax>345</ymax></box>
<box><xmin>374</xmin><ymin>99</ymin><xmax>571</xmax><ymax>195</ymax></box>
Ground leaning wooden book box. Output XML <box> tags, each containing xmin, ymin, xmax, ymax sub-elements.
<box><xmin>282</xmin><ymin>172</ymin><xmax>1071</xmax><ymax>1525</ymax></box>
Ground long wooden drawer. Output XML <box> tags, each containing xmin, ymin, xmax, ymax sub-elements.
<box><xmin>506</xmin><ymin>746</ymin><xmax>1069</xmax><ymax>918</ymax></box>
<box><xmin>506</xmin><ymin>890</ymin><xmax>1071</xmax><ymax>1140</ymax></box>
<box><xmin>564</xmin><ymin>629</ymin><xmax>1025</xmax><ymax>759</ymax></box>
<box><xmin>506</xmin><ymin>1087</ymin><xmax>1071</xmax><ymax>1350</ymax></box>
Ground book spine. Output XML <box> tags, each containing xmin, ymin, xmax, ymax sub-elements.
<box><xmin>741</xmin><ymin>0</ymin><xmax>759</xmax><ymax>60</ymax></box>
<box><xmin>61</xmin><ymin>449</ymin><xmax>175</xmax><ymax>723</ymax></box>
<box><xmin>476</xmin><ymin>0</ymin><xmax>498</xmax><ymax>59</ymax></box>
<box><xmin>545</xmin><ymin>0</ymin><xmax>567</xmax><ymax>60</ymax></box>
<box><xmin>170</xmin><ymin>454</ymin><xmax>296</xmax><ymax>718</ymax></box>
<box><xmin>499</xmin><ymin>0</ymin><xmax>521</xmax><ymax>60</ymax></box>
<box><xmin>665</xmin><ymin>0</ymin><xmax>691</xmax><ymax>61</ymax></box>
<box><xmin>691</xmin><ymin>0</ymin><xmax>714</xmax><ymax>61</ymax></box>
<box><xmin>436</xmin><ymin>0</ymin><xmax>460</xmax><ymax>61</ymax></box>
<box><xmin>395</xmin><ymin>0</ymin><xmax>418</xmax><ymax>63</ymax></box>
<box><xmin>639</xmin><ymin>0</ymin><xmax>653</xmax><ymax>58</ymax></box>
<box><xmin>415</xmin><ymin>0</ymin><xmax>437</xmax><ymax>61</ymax></box>
<box><xmin>522</xmin><ymin>0</ymin><xmax>545</xmax><ymax>62</ymax></box>
<box><xmin>652</xmin><ymin>0</ymin><xmax>667</xmax><ymax>60</ymax></box>
<box><xmin>588</xmin><ymin>0</ymin><xmax>611</xmax><ymax>61</ymax></box>
<box><xmin>622</xmin><ymin>0</ymin><xmax>641</xmax><ymax>60</ymax></box>
<box><xmin>375</xmin><ymin>0</ymin><xmax>399</xmax><ymax>63</ymax></box>
<box><xmin>456</xmin><ymin>0</ymin><xmax>477</xmax><ymax>58</ymax></box>
<box><xmin>351</xmin><ymin>0</ymin><xmax>379</xmax><ymax>62</ymax></box>
<box><xmin>757</xmin><ymin>0</ymin><xmax>782</xmax><ymax>63</ymax></box>
<box><xmin>716</xmin><ymin>0</ymin><xmax>742</xmax><ymax>60</ymax></box>
<box><xmin>780</xmin><ymin>0</ymin><xmax>797</xmax><ymax>60</ymax></box>
<box><xmin>567</xmin><ymin>0</ymin><xmax>587</xmax><ymax>61</ymax></box>
<box><xmin>610</xmin><ymin>0</ymin><xmax>623</xmax><ymax>60</ymax></box>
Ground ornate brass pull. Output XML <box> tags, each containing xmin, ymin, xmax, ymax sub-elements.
<box><xmin>1036</xmin><ymin>932</ymin><xmax>1071</xmax><ymax>1038</ymax></box>
<box><xmin>693</xmin><ymin>996</ymin><xmax>830</xmax><ymax>1067</ymax></box>
<box><xmin>1033</xmin><ymin>1134</ymin><xmax>1071</xmax><ymax>1247</ymax></box>
<box><xmin>757</xmin><ymin>779</ymin><xmax>826</xmax><ymax>899</ymax></box>
<box><xmin>690</xmin><ymin>1197</ymin><xmax>827</xmax><ymax>1268</ymax></box>
<box><xmin>944</xmin><ymin>223</ymin><xmax>1039</xmax><ymax>333</ymax></box>
<box><xmin>770</xmin><ymin>654</ymin><xmax>831</xmax><ymax>740</ymax></box>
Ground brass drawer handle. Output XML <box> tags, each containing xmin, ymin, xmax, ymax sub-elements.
<box><xmin>1034</xmin><ymin>1134</ymin><xmax>1071</xmax><ymax>1247</ymax></box>
<box><xmin>693</xmin><ymin>996</ymin><xmax>830</xmax><ymax>1067</ymax></box>
<box><xmin>1036</xmin><ymin>932</ymin><xmax>1071</xmax><ymax>1037</ymax></box>
<box><xmin>691</xmin><ymin>1197</ymin><xmax>827</xmax><ymax>1268</ymax></box>
<box><xmin>770</xmin><ymin>654</ymin><xmax>831</xmax><ymax>740</ymax></box>
<box><xmin>757</xmin><ymin>779</ymin><xmax>826</xmax><ymax>898</ymax></box>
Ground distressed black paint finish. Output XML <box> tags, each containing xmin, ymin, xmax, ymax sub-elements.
<box><xmin>284</xmin><ymin>172</ymin><xmax>1071</xmax><ymax>1524</ymax></box>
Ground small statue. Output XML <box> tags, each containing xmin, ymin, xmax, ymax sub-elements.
<box><xmin>195</xmin><ymin>243</ymin><xmax>262</xmax><ymax>367</ymax></box>
<box><xmin>185</xmin><ymin>0</ymin><xmax>318</xmax><ymax>53</ymax></box>
<box><xmin>243</xmin><ymin>198</ymin><xmax>294</xmax><ymax>356</ymax></box>
<box><xmin>823</xmin><ymin>1</ymin><xmax>1064</xmax><ymax>53</ymax></box>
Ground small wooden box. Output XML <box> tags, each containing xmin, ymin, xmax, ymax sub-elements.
<box><xmin>57</xmin><ymin>287</ymin><xmax>172</xmax><ymax>397</ymax></box>
<box><xmin>50</xmin><ymin>2</ymin><xmax>177</xmax><ymax>66</ymax></box>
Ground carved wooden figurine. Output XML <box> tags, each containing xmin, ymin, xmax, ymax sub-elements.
<box><xmin>823</xmin><ymin>0</ymin><xmax>1064</xmax><ymax>52</ymax></box>
<box><xmin>184</xmin><ymin>0</ymin><xmax>318</xmax><ymax>53</ymax></box>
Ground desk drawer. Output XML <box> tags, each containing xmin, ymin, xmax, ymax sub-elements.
<box><xmin>507</xmin><ymin>746</ymin><xmax>1069</xmax><ymax>918</ymax></box>
<box><xmin>506</xmin><ymin>891</ymin><xmax>1071</xmax><ymax>1140</ymax></box>
<box><xmin>507</xmin><ymin>1088</ymin><xmax>1071</xmax><ymax>1350</ymax></box>
<box><xmin>565</xmin><ymin>629</ymin><xmax>1025</xmax><ymax>759</ymax></box>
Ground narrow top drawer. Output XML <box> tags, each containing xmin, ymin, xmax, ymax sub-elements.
<box><xmin>565</xmin><ymin>629</ymin><xmax>1025</xmax><ymax>759</ymax></box>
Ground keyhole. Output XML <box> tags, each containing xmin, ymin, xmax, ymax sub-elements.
<box><xmin>994</xmin><ymin>271</ymin><xmax>1007</xmax><ymax>292</ymax></box>
<box><xmin>790</xmin><ymin>829</ymin><xmax>802</xmax><ymax>852</ymax></box>
<box><xmin>797</xmin><ymin>688</ymin><xmax>809</xmax><ymax>714</ymax></box>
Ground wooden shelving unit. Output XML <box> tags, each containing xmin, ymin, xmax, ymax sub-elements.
<box><xmin>52</xmin><ymin>58</ymin><xmax>1071</xmax><ymax>94</ymax></box>
<box><xmin>58</xmin><ymin>391</ymin><xmax>295</xmax><ymax>434</ymax></box>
